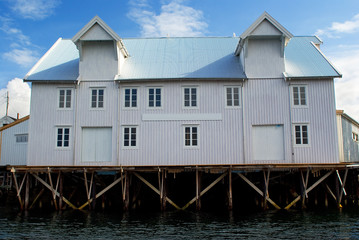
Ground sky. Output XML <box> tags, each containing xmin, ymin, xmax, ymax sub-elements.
<box><xmin>0</xmin><ymin>0</ymin><xmax>358</xmax><ymax>121</ymax></box>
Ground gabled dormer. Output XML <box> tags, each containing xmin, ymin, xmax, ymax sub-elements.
<box><xmin>72</xmin><ymin>16</ymin><xmax>128</xmax><ymax>81</ymax></box>
<box><xmin>235</xmin><ymin>12</ymin><xmax>293</xmax><ymax>78</ymax></box>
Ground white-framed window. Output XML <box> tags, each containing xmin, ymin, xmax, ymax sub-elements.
<box><xmin>183</xmin><ymin>87</ymin><xmax>198</xmax><ymax>108</ymax></box>
<box><xmin>58</xmin><ymin>88</ymin><xmax>72</xmax><ymax>109</ymax></box>
<box><xmin>91</xmin><ymin>88</ymin><xmax>104</xmax><ymax>108</ymax></box>
<box><xmin>148</xmin><ymin>87</ymin><xmax>162</xmax><ymax>108</ymax></box>
<box><xmin>292</xmin><ymin>85</ymin><xmax>307</xmax><ymax>107</ymax></box>
<box><xmin>226</xmin><ymin>86</ymin><xmax>240</xmax><ymax>107</ymax></box>
<box><xmin>294</xmin><ymin>124</ymin><xmax>309</xmax><ymax>145</ymax></box>
<box><xmin>123</xmin><ymin>126</ymin><xmax>137</xmax><ymax>148</ymax></box>
<box><xmin>57</xmin><ymin>127</ymin><xmax>70</xmax><ymax>148</ymax></box>
<box><xmin>15</xmin><ymin>134</ymin><xmax>28</xmax><ymax>143</ymax></box>
<box><xmin>184</xmin><ymin>125</ymin><xmax>198</xmax><ymax>147</ymax></box>
<box><xmin>124</xmin><ymin>88</ymin><xmax>138</xmax><ymax>108</ymax></box>
<box><xmin>353</xmin><ymin>132</ymin><xmax>359</xmax><ymax>142</ymax></box>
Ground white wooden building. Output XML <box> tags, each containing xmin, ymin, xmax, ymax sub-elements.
<box><xmin>0</xmin><ymin>116</ymin><xmax>29</xmax><ymax>166</ymax></box>
<box><xmin>24</xmin><ymin>12</ymin><xmax>342</xmax><ymax>167</ymax></box>
<box><xmin>337</xmin><ymin>110</ymin><xmax>359</xmax><ymax>162</ymax></box>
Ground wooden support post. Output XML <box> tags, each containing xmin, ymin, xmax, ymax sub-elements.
<box><xmin>284</xmin><ymin>170</ymin><xmax>334</xmax><ymax>210</ymax></box>
<box><xmin>160</xmin><ymin>170</ymin><xmax>167</xmax><ymax>211</ymax></box>
<box><xmin>47</xmin><ymin>170</ymin><xmax>58</xmax><ymax>210</ymax></box>
<box><xmin>11</xmin><ymin>168</ymin><xmax>24</xmax><ymax>210</ymax></box>
<box><xmin>59</xmin><ymin>173</ymin><xmax>63</xmax><ymax>210</ymax></box>
<box><xmin>263</xmin><ymin>170</ymin><xmax>270</xmax><ymax>210</ymax></box>
<box><xmin>25</xmin><ymin>173</ymin><xmax>30</xmax><ymax>210</ymax></box>
<box><xmin>300</xmin><ymin>169</ymin><xmax>309</xmax><ymax>209</ymax></box>
<box><xmin>196</xmin><ymin>169</ymin><xmax>201</xmax><ymax>211</ymax></box>
<box><xmin>337</xmin><ymin>169</ymin><xmax>348</xmax><ymax>208</ymax></box>
<box><xmin>237</xmin><ymin>173</ymin><xmax>281</xmax><ymax>210</ymax></box>
<box><xmin>83</xmin><ymin>170</ymin><xmax>94</xmax><ymax>210</ymax></box>
<box><xmin>29</xmin><ymin>188</ymin><xmax>44</xmax><ymax>210</ymax></box>
<box><xmin>228</xmin><ymin>169</ymin><xmax>233</xmax><ymax>211</ymax></box>
<box><xmin>123</xmin><ymin>172</ymin><xmax>130</xmax><ymax>211</ymax></box>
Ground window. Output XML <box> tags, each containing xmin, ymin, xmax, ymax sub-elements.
<box><xmin>184</xmin><ymin>87</ymin><xmax>197</xmax><ymax>107</ymax></box>
<box><xmin>59</xmin><ymin>89</ymin><xmax>72</xmax><ymax>109</ymax></box>
<box><xmin>353</xmin><ymin>132</ymin><xmax>359</xmax><ymax>142</ymax></box>
<box><xmin>91</xmin><ymin>89</ymin><xmax>104</xmax><ymax>108</ymax></box>
<box><xmin>57</xmin><ymin>127</ymin><xmax>70</xmax><ymax>148</ymax></box>
<box><xmin>294</xmin><ymin>125</ymin><xmax>309</xmax><ymax>145</ymax></box>
<box><xmin>123</xmin><ymin>127</ymin><xmax>137</xmax><ymax>148</ymax></box>
<box><xmin>16</xmin><ymin>134</ymin><xmax>28</xmax><ymax>143</ymax></box>
<box><xmin>148</xmin><ymin>88</ymin><xmax>161</xmax><ymax>107</ymax></box>
<box><xmin>184</xmin><ymin>126</ymin><xmax>198</xmax><ymax>147</ymax></box>
<box><xmin>124</xmin><ymin>88</ymin><xmax>137</xmax><ymax>108</ymax></box>
<box><xmin>226</xmin><ymin>87</ymin><xmax>240</xmax><ymax>107</ymax></box>
<box><xmin>292</xmin><ymin>86</ymin><xmax>307</xmax><ymax>106</ymax></box>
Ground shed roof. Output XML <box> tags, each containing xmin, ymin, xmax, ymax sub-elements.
<box><xmin>23</xmin><ymin>36</ymin><xmax>341</xmax><ymax>82</ymax></box>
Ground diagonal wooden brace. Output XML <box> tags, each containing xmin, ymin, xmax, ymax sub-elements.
<box><xmin>133</xmin><ymin>172</ymin><xmax>180</xmax><ymax>210</ymax></box>
<box><xmin>237</xmin><ymin>172</ymin><xmax>281</xmax><ymax>210</ymax></box>
<box><xmin>284</xmin><ymin>170</ymin><xmax>334</xmax><ymax>210</ymax></box>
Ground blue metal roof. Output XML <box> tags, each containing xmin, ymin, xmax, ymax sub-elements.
<box><xmin>284</xmin><ymin>36</ymin><xmax>341</xmax><ymax>78</ymax></box>
<box><xmin>25</xmin><ymin>39</ymin><xmax>79</xmax><ymax>81</ymax></box>
<box><xmin>24</xmin><ymin>36</ymin><xmax>341</xmax><ymax>82</ymax></box>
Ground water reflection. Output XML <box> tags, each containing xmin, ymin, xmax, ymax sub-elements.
<box><xmin>1</xmin><ymin>207</ymin><xmax>359</xmax><ymax>239</ymax></box>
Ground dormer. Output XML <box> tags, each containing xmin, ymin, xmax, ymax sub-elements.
<box><xmin>235</xmin><ymin>12</ymin><xmax>293</xmax><ymax>78</ymax></box>
<box><xmin>72</xmin><ymin>16</ymin><xmax>129</xmax><ymax>81</ymax></box>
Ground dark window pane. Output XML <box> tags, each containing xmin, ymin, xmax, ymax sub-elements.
<box><xmin>293</xmin><ymin>87</ymin><xmax>299</xmax><ymax>105</ymax></box>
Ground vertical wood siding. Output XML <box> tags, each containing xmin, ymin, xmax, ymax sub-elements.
<box><xmin>0</xmin><ymin>120</ymin><xmax>28</xmax><ymax>165</ymax></box>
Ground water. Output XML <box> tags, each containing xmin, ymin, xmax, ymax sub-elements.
<box><xmin>1</xmin><ymin>207</ymin><xmax>359</xmax><ymax>239</ymax></box>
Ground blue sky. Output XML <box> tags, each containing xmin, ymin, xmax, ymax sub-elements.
<box><xmin>0</xmin><ymin>0</ymin><xmax>358</xmax><ymax>120</ymax></box>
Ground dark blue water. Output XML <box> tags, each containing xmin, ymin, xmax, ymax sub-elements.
<box><xmin>1</xmin><ymin>207</ymin><xmax>359</xmax><ymax>239</ymax></box>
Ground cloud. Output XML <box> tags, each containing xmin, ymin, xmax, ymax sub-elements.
<box><xmin>316</xmin><ymin>14</ymin><xmax>359</xmax><ymax>38</ymax></box>
<box><xmin>10</xmin><ymin>0</ymin><xmax>60</xmax><ymax>20</ymax></box>
<box><xmin>128</xmin><ymin>0</ymin><xmax>208</xmax><ymax>37</ymax></box>
<box><xmin>3</xmin><ymin>48</ymin><xmax>39</xmax><ymax>67</ymax></box>
<box><xmin>0</xmin><ymin>78</ymin><xmax>31</xmax><ymax>118</ymax></box>
<box><xmin>331</xmin><ymin>48</ymin><xmax>359</xmax><ymax>121</ymax></box>
<box><xmin>0</xmin><ymin>17</ymin><xmax>32</xmax><ymax>46</ymax></box>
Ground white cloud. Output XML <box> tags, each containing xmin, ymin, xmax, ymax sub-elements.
<box><xmin>316</xmin><ymin>14</ymin><xmax>359</xmax><ymax>38</ymax></box>
<box><xmin>10</xmin><ymin>0</ymin><xmax>60</xmax><ymax>20</ymax></box>
<box><xmin>128</xmin><ymin>0</ymin><xmax>208</xmax><ymax>37</ymax></box>
<box><xmin>0</xmin><ymin>78</ymin><xmax>31</xmax><ymax>118</ymax></box>
<box><xmin>3</xmin><ymin>48</ymin><xmax>39</xmax><ymax>67</ymax></box>
<box><xmin>331</xmin><ymin>48</ymin><xmax>359</xmax><ymax>121</ymax></box>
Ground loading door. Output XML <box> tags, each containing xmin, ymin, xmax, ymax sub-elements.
<box><xmin>81</xmin><ymin>127</ymin><xmax>112</xmax><ymax>162</ymax></box>
<box><xmin>252</xmin><ymin>125</ymin><xmax>284</xmax><ymax>161</ymax></box>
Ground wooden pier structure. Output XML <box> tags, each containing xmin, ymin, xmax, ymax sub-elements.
<box><xmin>1</xmin><ymin>163</ymin><xmax>359</xmax><ymax>212</ymax></box>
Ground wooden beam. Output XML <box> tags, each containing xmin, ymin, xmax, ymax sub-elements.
<box><xmin>237</xmin><ymin>173</ymin><xmax>281</xmax><ymax>210</ymax></box>
<box><xmin>11</xmin><ymin>169</ymin><xmax>23</xmax><ymax>210</ymax></box>
<box><xmin>133</xmin><ymin>172</ymin><xmax>181</xmax><ymax>210</ymax></box>
<box><xmin>263</xmin><ymin>170</ymin><xmax>270</xmax><ymax>210</ymax></box>
<box><xmin>284</xmin><ymin>170</ymin><xmax>334</xmax><ymax>210</ymax></box>
<box><xmin>47</xmin><ymin>171</ymin><xmax>58</xmax><ymax>210</ymax></box>
<box><xmin>31</xmin><ymin>173</ymin><xmax>78</xmax><ymax>210</ymax></box>
<box><xmin>29</xmin><ymin>188</ymin><xmax>44</xmax><ymax>210</ymax></box>
<box><xmin>182</xmin><ymin>172</ymin><xmax>228</xmax><ymax>210</ymax></box>
<box><xmin>325</xmin><ymin>183</ymin><xmax>337</xmax><ymax>202</ymax></box>
<box><xmin>24</xmin><ymin>173</ymin><xmax>30</xmax><ymax>210</ymax></box>
<box><xmin>338</xmin><ymin>169</ymin><xmax>348</xmax><ymax>206</ymax></box>
<box><xmin>79</xmin><ymin>175</ymin><xmax>123</xmax><ymax>210</ymax></box>
<box><xmin>228</xmin><ymin>169</ymin><xmax>233</xmax><ymax>211</ymax></box>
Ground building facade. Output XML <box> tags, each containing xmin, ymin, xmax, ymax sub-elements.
<box><xmin>24</xmin><ymin>13</ymin><xmax>342</xmax><ymax>166</ymax></box>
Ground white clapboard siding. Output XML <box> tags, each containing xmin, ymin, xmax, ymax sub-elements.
<box><xmin>0</xmin><ymin>119</ymin><xmax>29</xmax><ymax>165</ymax></box>
<box><xmin>290</xmin><ymin>80</ymin><xmax>339</xmax><ymax>163</ymax></box>
<box><xmin>27</xmin><ymin>84</ymin><xmax>76</xmax><ymax>166</ymax></box>
<box><xmin>119</xmin><ymin>81</ymin><xmax>243</xmax><ymax>166</ymax></box>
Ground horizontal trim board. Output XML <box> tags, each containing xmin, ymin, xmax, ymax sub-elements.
<box><xmin>142</xmin><ymin>113</ymin><xmax>222</xmax><ymax>121</ymax></box>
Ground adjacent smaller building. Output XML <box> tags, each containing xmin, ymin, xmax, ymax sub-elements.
<box><xmin>0</xmin><ymin>116</ymin><xmax>29</xmax><ymax>166</ymax></box>
<box><xmin>337</xmin><ymin>110</ymin><xmax>359</xmax><ymax>162</ymax></box>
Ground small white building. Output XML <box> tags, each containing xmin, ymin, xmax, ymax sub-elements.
<box><xmin>337</xmin><ymin>110</ymin><xmax>359</xmax><ymax>162</ymax></box>
<box><xmin>0</xmin><ymin>116</ymin><xmax>29</xmax><ymax>166</ymax></box>
<box><xmin>24</xmin><ymin>12</ymin><xmax>342</xmax><ymax>166</ymax></box>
